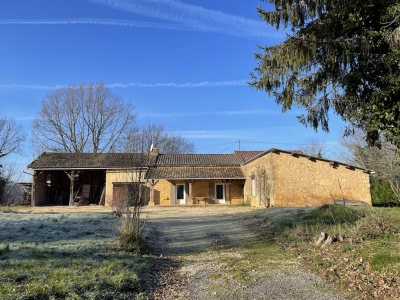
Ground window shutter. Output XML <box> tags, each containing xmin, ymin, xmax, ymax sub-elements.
<box><xmin>209</xmin><ymin>183</ymin><xmax>215</xmax><ymax>204</ymax></box>
<box><xmin>170</xmin><ymin>182</ymin><xmax>176</xmax><ymax>205</ymax></box>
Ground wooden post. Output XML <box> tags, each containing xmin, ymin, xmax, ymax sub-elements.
<box><xmin>31</xmin><ymin>171</ymin><xmax>37</xmax><ymax>207</ymax></box>
<box><xmin>226</xmin><ymin>183</ymin><xmax>231</xmax><ymax>204</ymax></box>
<box><xmin>189</xmin><ymin>181</ymin><xmax>193</xmax><ymax>204</ymax></box>
<box><xmin>150</xmin><ymin>180</ymin><xmax>154</xmax><ymax>204</ymax></box>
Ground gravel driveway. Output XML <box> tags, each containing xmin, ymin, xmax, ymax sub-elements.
<box><xmin>143</xmin><ymin>206</ymin><xmax>346</xmax><ymax>300</ymax></box>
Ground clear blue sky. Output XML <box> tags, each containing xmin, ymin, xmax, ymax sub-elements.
<box><xmin>0</xmin><ymin>0</ymin><xmax>347</xmax><ymax>179</ymax></box>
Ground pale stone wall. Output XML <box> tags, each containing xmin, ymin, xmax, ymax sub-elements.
<box><xmin>241</xmin><ymin>151</ymin><xmax>371</xmax><ymax>208</ymax></box>
<box><xmin>272</xmin><ymin>152</ymin><xmax>371</xmax><ymax>207</ymax></box>
<box><xmin>241</xmin><ymin>152</ymin><xmax>274</xmax><ymax>207</ymax></box>
<box><xmin>105</xmin><ymin>169</ymin><xmax>146</xmax><ymax>206</ymax></box>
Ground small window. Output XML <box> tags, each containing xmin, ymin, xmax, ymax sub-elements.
<box><xmin>251</xmin><ymin>178</ymin><xmax>256</xmax><ymax>196</ymax></box>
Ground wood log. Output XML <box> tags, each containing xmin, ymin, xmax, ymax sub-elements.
<box><xmin>316</xmin><ymin>232</ymin><xmax>327</xmax><ymax>246</ymax></box>
<box><xmin>322</xmin><ymin>235</ymin><xmax>333</xmax><ymax>248</ymax></box>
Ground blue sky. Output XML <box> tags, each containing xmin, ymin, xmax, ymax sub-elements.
<box><xmin>0</xmin><ymin>0</ymin><xmax>347</xmax><ymax>179</ymax></box>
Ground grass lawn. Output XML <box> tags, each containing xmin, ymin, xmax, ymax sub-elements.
<box><xmin>0</xmin><ymin>209</ymin><xmax>157</xmax><ymax>300</ymax></box>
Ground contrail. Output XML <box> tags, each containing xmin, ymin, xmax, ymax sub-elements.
<box><xmin>85</xmin><ymin>0</ymin><xmax>279</xmax><ymax>37</ymax></box>
<box><xmin>107</xmin><ymin>80</ymin><xmax>247</xmax><ymax>88</ymax></box>
<box><xmin>0</xmin><ymin>18</ymin><xmax>204</xmax><ymax>32</ymax></box>
<box><xmin>0</xmin><ymin>80</ymin><xmax>247</xmax><ymax>90</ymax></box>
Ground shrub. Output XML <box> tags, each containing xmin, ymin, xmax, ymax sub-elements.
<box><xmin>352</xmin><ymin>211</ymin><xmax>398</xmax><ymax>239</ymax></box>
<box><xmin>371</xmin><ymin>179</ymin><xmax>398</xmax><ymax>206</ymax></box>
<box><xmin>309</xmin><ymin>204</ymin><xmax>365</xmax><ymax>224</ymax></box>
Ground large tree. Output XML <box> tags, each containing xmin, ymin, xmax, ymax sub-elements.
<box><xmin>32</xmin><ymin>82</ymin><xmax>136</xmax><ymax>153</ymax></box>
<box><xmin>339</xmin><ymin>129</ymin><xmax>400</xmax><ymax>204</ymax></box>
<box><xmin>250</xmin><ymin>0</ymin><xmax>400</xmax><ymax>147</ymax></box>
<box><xmin>0</xmin><ymin>112</ymin><xmax>26</xmax><ymax>204</ymax></box>
<box><xmin>123</xmin><ymin>123</ymin><xmax>195</xmax><ymax>154</ymax></box>
<box><xmin>0</xmin><ymin>112</ymin><xmax>26</xmax><ymax>159</ymax></box>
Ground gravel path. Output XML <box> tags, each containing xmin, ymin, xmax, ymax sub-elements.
<box><xmin>143</xmin><ymin>206</ymin><xmax>346</xmax><ymax>300</ymax></box>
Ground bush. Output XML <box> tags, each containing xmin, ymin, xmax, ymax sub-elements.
<box><xmin>371</xmin><ymin>179</ymin><xmax>398</xmax><ymax>206</ymax></box>
<box><xmin>352</xmin><ymin>211</ymin><xmax>398</xmax><ymax>239</ymax></box>
<box><xmin>308</xmin><ymin>204</ymin><xmax>364</xmax><ymax>225</ymax></box>
<box><xmin>116</xmin><ymin>208</ymin><xmax>147</xmax><ymax>254</ymax></box>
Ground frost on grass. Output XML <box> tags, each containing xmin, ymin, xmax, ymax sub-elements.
<box><xmin>0</xmin><ymin>211</ymin><xmax>153</xmax><ymax>299</ymax></box>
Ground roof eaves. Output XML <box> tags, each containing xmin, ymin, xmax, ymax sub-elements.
<box><xmin>241</xmin><ymin>148</ymin><xmax>370</xmax><ymax>173</ymax></box>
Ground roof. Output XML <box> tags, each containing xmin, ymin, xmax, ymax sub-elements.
<box><xmin>242</xmin><ymin>148</ymin><xmax>369</xmax><ymax>172</ymax></box>
<box><xmin>27</xmin><ymin>152</ymin><xmax>157</xmax><ymax>170</ymax></box>
<box><xmin>233</xmin><ymin>151</ymin><xmax>264</xmax><ymax>163</ymax></box>
<box><xmin>155</xmin><ymin>154</ymin><xmax>242</xmax><ymax>166</ymax></box>
<box><xmin>146</xmin><ymin>166</ymin><xmax>245</xmax><ymax>180</ymax></box>
<box><xmin>155</xmin><ymin>151</ymin><xmax>263</xmax><ymax>166</ymax></box>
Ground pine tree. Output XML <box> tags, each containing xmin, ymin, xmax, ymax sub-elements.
<box><xmin>250</xmin><ymin>0</ymin><xmax>400</xmax><ymax>146</ymax></box>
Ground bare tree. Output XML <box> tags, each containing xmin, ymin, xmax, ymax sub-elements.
<box><xmin>0</xmin><ymin>162</ymin><xmax>24</xmax><ymax>205</ymax></box>
<box><xmin>32</xmin><ymin>82</ymin><xmax>136</xmax><ymax>154</ymax></box>
<box><xmin>339</xmin><ymin>129</ymin><xmax>400</xmax><ymax>203</ymax></box>
<box><xmin>0</xmin><ymin>112</ymin><xmax>26</xmax><ymax>159</ymax></box>
<box><xmin>298</xmin><ymin>138</ymin><xmax>327</xmax><ymax>158</ymax></box>
<box><xmin>114</xmin><ymin>145</ymin><xmax>152</xmax><ymax>253</ymax></box>
<box><xmin>123</xmin><ymin>123</ymin><xmax>195</xmax><ymax>154</ymax></box>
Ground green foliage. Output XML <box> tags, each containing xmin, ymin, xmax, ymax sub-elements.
<box><xmin>308</xmin><ymin>204</ymin><xmax>364</xmax><ymax>224</ymax></box>
<box><xmin>371</xmin><ymin>179</ymin><xmax>398</xmax><ymax>206</ymax></box>
<box><xmin>370</xmin><ymin>252</ymin><xmax>400</xmax><ymax>273</ymax></box>
<box><xmin>250</xmin><ymin>0</ymin><xmax>400</xmax><ymax>147</ymax></box>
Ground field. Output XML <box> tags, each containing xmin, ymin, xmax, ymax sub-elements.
<box><xmin>0</xmin><ymin>207</ymin><xmax>164</xmax><ymax>299</ymax></box>
<box><xmin>0</xmin><ymin>205</ymin><xmax>399</xmax><ymax>299</ymax></box>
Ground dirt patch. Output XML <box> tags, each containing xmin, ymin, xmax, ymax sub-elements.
<box><xmin>143</xmin><ymin>206</ymin><xmax>346</xmax><ymax>299</ymax></box>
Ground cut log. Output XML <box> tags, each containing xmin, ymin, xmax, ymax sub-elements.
<box><xmin>322</xmin><ymin>235</ymin><xmax>333</xmax><ymax>248</ymax></box>
<box><xmin>316</xmin><ymin>232</ymin><xmax>327</xmax><ymax>246</ymax></box>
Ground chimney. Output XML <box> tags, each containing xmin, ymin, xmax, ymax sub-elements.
<box><xmin>151</xmin><ymin>147</ymin><xmax>159</xmax><ymax>155</ymax></box>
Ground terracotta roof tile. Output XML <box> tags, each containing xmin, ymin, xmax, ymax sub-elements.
<box><xmin>233</xmin><ymin>151</ymin><xmax>264</xmax><ymax>163</ymax></box>
<box><xmin>146</xmin><ymin>166</ymin><xmax>244</xmax><ymax>179</ymax></box>
<box><xmin>28</xmin><ymin>152</ymin><xmax>156</xmax><ymax>169</ymax></box>
<box><xmin>155</xmin><ymin>154</ymin><xmax>243</xmax><ymax>166</ymax></box>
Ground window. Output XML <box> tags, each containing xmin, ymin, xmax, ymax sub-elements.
<box><xmin>251</xmin><ymin>178</ymin><xmax>257</xmax><ymax>196</ymax></box>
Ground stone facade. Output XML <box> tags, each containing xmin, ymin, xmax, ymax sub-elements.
<box><xmin>241</xmin><ymin>150</ymin><xmax>371</xmax><ymax>207</ymax></box>
<box><xmin>152</xmin><ymin>179</ymin><xmax>245</xmax><ymax>205</ymax></box>
<box><xmin>28</xmin><ymin>150</ymin><xmax>371</xmax><ymax>208</ymax></box>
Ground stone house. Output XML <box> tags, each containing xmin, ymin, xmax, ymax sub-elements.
<box><xmin>241</xmin><ymin>149</ymin><xmax>372</xmax><ymax>207</ymax></box>
<box><xmin>27</xmin><ymin>148</ymin><xmax>372</xmax><ymax>207</ymax></box>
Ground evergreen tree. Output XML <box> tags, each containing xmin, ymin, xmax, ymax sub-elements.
<box><xmin>371</xmin><ymin>179</ymin><xmax>398</xmax><ymax>206</ymax></box>
<box><xmin>250</xmin><ymin>0</ymin><xmax>400</xmax><ymax>147</ymax></box>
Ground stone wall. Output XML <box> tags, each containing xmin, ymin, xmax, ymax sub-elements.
<box><xmin>153</xmin><ymin>179</ymin><xmax>245</xmax><ymax>205</ymax></box>
<box><xmin>273</xmin><ymin>151</ymin><xmax>371</xmax><ymax>207</ymax></box>
<box><xmin>241</xmin><ymin>152</ymin><xmax>274</xmax><ymax>207</ymax></box>
<box><xmin>241</xmin><ymin>150</ymin><xmax>371</xmax><ymax>208</ymax></box>
<box><xmin>229</xmin><ymin>180</ymin><xmax>245</xmax><ymax>205</ymax></box>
